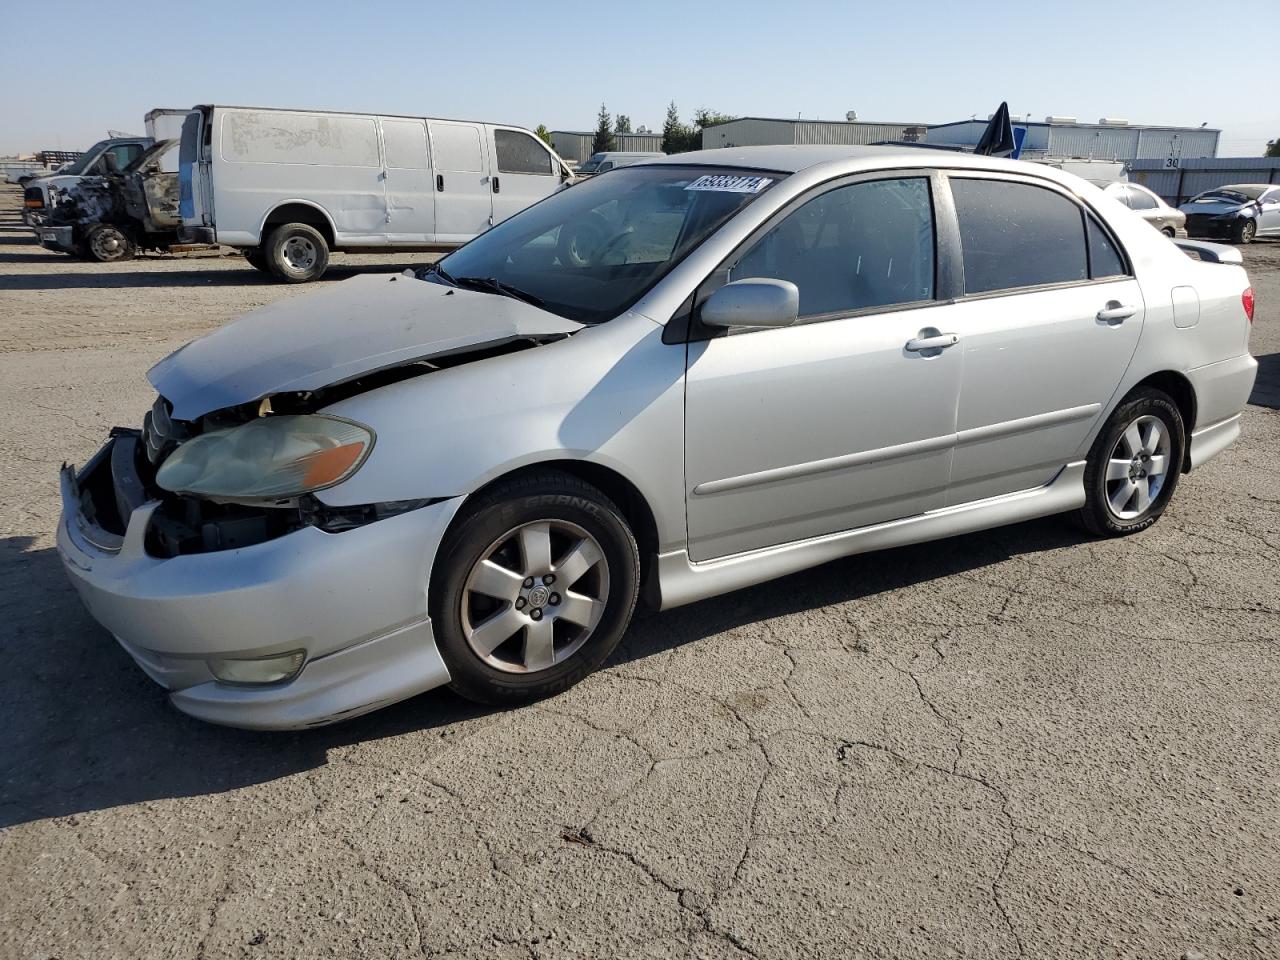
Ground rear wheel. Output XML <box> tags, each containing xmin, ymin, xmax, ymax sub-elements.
<box><xmin>264</xmin><ymin>222</ymin><xmax>329</xmax><ymax>282</ymax></box>
<box><xmin>1074</xmin><ymin>388</ymin><xmax>1185</xmax><ymax>537</ymax></box>
<box><xmin>81</xmin><ymin>224</ymin><xmax>135</xmax><ymax>263</ymax></box>
<box><xmin>1233</xmin><ymin>219</ymin><xmax>1257</xmax><ymax>244</ymax></box>
<box><xmin>432</xmin><ymin>471</ymin><xmax>640</xmax><ymax>705</ymax></box>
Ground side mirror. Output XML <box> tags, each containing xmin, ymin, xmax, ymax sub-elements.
<box><xmin>701</xmin><ymin>278</ymin><xmax>799</xmax><ymax>330</ymax></box>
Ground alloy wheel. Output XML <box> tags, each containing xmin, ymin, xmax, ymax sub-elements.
<box><xmin>1105</xmin><ymin>414</ymin><xmax>1171</xmax><ymax>520</ymax></box>
<box><xmin>460</xmin><ymin>519</ymin><xmax>610</xmax><ymax>674</ymax></box>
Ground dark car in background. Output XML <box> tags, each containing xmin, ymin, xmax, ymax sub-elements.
<box><xmin>1180</xmin><ymin>184</ymin><xmax>1280</xmax><ymax>244</ymax></box>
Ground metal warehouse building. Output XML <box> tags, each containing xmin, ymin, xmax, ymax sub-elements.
<box><xmin>551</xmin><ymin>130</ymin><xmax>664</xmax><ymax>163</ymax></box>
<box><xmin>926</xmin><ymin>118</ymin><xmax>1221</xmax><ymax>162</ymax></box>
<box><xmin>701</xmin><ymin>117</ymin><xmax>927</xmax><ymax>150</ymax></box>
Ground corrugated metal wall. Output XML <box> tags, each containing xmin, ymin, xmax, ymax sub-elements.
<box><xmin>552</xmin><ymin>131</ymin><xmax>664</xmax><ymax>162</ymax></box>
<box><xmin>701</xmin><ymin>118</ymin><xmax>922</xmax><ymax>149</ymax></box>
<box><xmin>927</xmin><ymin>121</ymin><xmax>1219</xmax><ymax>162</ymax></box>
<box><xmin>614</xmin><ymin>133</ymin><xmax>663</xmax><ymax>152</ymax></box>
<box><xmin>1129</xmin><ymin>158</ymin><xmax>1280</xmax><ymax>205</ymax></box>
<box><xmin>1046</xmin><ymin>127</ymin><xmax>1139</xmax><ymax>159</ymax></box>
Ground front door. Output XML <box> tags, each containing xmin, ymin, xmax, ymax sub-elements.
<box><xmin>941</xmin><ymin>174</ymin><xmax>1145</xmax><ymax>505</ymax></box>
<box><xmin>489</xmin><ymin>127</ymin><xmax>563</xmax><ymax>225</ymax></box>
<box><xmin>1258</xmin><ymin>188</ymin><xmax>1280</xmax><ymax>236</ymax></box>
<box><xmin>427</xmin><ymin>121</ymin><xmax>492</xmax><ymax>242</ymax></box>
<box><xmin>684</xmin><ymin>175</ymin><xmax>962</xmax><ymax>561</ymax></box>
<box><xmin>379</xmin><ymin>118</ymin><xmax>434</xmax><ymax>242</ymax></box>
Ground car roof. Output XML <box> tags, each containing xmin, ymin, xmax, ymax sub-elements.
<box><xmin>635</xmin><ymin>144</ymin><xmax>1059</xmax><ymax>178</ymax></box>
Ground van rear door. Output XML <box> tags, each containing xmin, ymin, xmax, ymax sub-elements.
<box><xmin>489</xmin><ymin>127</ymin><xmax>564</xmax><ymax>225</ymax></box>
<box><xmin>178</xmin><ymin>110</ymin><xmax>210</xmax><ymax>230</ymax></box>
<box><xmin>426</xmin><ymin>120</ymin><xmax>492</xmax><ymax>242</ymax></box>
<box><xmin>378</xmin><ymin>118</ymin><xmax>435</xmax><ymax>242</ymax></box>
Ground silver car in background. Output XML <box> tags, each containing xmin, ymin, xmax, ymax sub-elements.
<box><xmin>57</xmin><ymin>146</ymin><xmax>1258</xmax><ymax>728</ymax></box>
<box><xmin>1181</xmin><ymin>184</ymin><xmax>1280</xmax><ymax>244</ymax></box>
<box><xmin>1104</xmin><ymin>181</ymin><xmax>1186</xmax><ymax>237</ymax></box>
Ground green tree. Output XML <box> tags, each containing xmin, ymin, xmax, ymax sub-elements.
<box><xmin>592</xmin><ymin>104</ymin><xmax>616</xmax><ymax>154</ymax></box>
<box><xmin>693</xmin><ymin>108</ymin><xmax>735</xmax><ymax>129</ymax></box>
<box><xmin>614</xmin><ymin>114</ymin><xmax>632</xmax><ymax>135</ymax></box>
<box><xmin>662</xmin><ymin>101</ymin><xmax>693</xmax><ymax>154</ymax></box>
<box><xmin>534</xmin><ymin>124</ymin><xmax>553</xmax><ymax>147</ymax></box>
<box><xmin>1266</xmin><ymin>137</ymin><xmax>1280</xmax><ymax>158</ymax></box>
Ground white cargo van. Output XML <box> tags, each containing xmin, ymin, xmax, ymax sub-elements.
<box><xmin>178</xmin><ymin>104</ymin><xmax>574</xmax><ymax>282</ymax></box>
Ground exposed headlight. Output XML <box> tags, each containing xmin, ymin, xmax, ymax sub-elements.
<box><xmin>156</xmin><ymin>414</ymin><xmax>374</xmax><ymax>500</ymax></box>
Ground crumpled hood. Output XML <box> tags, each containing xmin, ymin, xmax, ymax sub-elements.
<box><xmin>1180</xmin><ymin>198</ymin><xmax>1252</xmax><ymax>217</ymax></box>
<box><xmin>149</xmin><ymin>273</ymin><xmax>583</xmax><ymax>420</ymax></box>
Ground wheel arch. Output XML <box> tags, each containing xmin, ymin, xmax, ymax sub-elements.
<box><xmin>1125</xmin><ymin>370</ymin><xmax>1197</xmax><ymax>470</ymax></box>
<box><xmin>444</xmin><ymin>459</ymin><xmax>663</xmax><ymax>608</ymax></box>
<box><xmin>257</xmin><ymin>201</ymin><xmax>336</xmax><ymax>248</ymax></box>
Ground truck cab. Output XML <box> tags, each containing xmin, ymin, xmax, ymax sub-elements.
<box><xmin>23</xmin><ymin>137</ymin><xmax>153</xmax><ymax>225</ymax></box>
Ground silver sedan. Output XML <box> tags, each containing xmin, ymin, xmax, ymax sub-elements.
<box><xmin>57</xmin><ymin>146</ymin><xmax>1259</xmax><ymax>728</ymax></box>
<box><xmin>1104</xmin><ymin>181</ymin><xmax>1187</xmax><ymax>237</ymax></box>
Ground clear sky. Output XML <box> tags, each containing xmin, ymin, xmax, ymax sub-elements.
<box><xmin>1</xmin><ymin>0</ymin><xmax>1275</xmax><ymax>156</ymax></box>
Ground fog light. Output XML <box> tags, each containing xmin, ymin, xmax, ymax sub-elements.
<box><xmin>206</xmin><ymin>650</ymin><xmax>305</xmax><ymax>686</ymax></box>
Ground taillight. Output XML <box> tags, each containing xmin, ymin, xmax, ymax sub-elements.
<box><xmin>1242</xmin><ymin>287</ymin><xmax>1255</xmax><ymax>323</ymax></box>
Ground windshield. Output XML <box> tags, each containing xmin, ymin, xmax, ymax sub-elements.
<box><xmin>431</xmin><ymin>166</ymin><xmax>784</xmax><ymax>324</ymax></box>
<box><xmin>577</xmin><ymin>155</ymin><xmax>604</xmax><ymax>173</ymax></box>
<box><xmin>59</xmin><ymin>140</ymin><xmax>111</xmax><ymax>176</ymax></box>
<box><xmin>1195</xmin><ymin>187</ymin><xmax>1264</xmax><ymax>203</ymax></box>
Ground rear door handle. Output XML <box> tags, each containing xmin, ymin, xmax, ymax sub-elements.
<box><xmin>1097</xmin><ymin>302</ymin><xmax>1136</xmax><ymax>324</ymax></box>
<box><xmin>492</xmin><ymin>176</ymin><xmax>500</xmax><ymax>194</ymax></box>
<box><xmin>905</xmin><ymin>333</ymin><xmax>959</xmax><ymax>352</ymax></box>
<box><xmin>436</xmin><ymin>174</ymin><xmax>444</xmax><ymax>192</ymax></box>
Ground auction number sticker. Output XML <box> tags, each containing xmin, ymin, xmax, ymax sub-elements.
<box><xmin>685</xmin><ymin>174</ymin><xmax>774</xmax><ymax>193</ymax></box>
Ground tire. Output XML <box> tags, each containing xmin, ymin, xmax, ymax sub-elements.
<box><xmin>81</xmin><ymin>224</ymin><xmax>135</xmax><ymax>263</ymax></box>
<box><xmin>244</xmin><ymin>248</ymin><xmax>271</xmax><ymax>273</ymax></box>
<box><xmin>1074</xmin><ymin>387</ymin><xmax>1185</xmax><ymax>537</ymax></box>
<box><xmin>264</xmin><ymin>222</ymin><xmax>329</xmax><ymax>282</ymax></box>
<box><xmin>1161</xmin><ymin>227</ymin><xmax>1175</xmax><ymax>239</ymax></box>
<box><xmin>431</xmin><ymin>470</ymin><xmax>640</xmax><ymax>705</ymax></box>
<box><xmin>1232</xmin><ymin>219</ymin><xmax>1257</xmax><ymax>245</ymax></box>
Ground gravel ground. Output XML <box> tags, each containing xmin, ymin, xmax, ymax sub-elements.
<box><xmin>1</xmin><ymin>184</ymin><xmax>1278</xmax><ymax>960</ymax></box>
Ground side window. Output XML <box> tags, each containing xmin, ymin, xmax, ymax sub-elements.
<box><xmin>103</xmin><ymin>143</ymin><xmax>143</xmax><ymax>171</ymax></box>
<box><xmin>730</xmin><ymin>177</ymin><xmax>935</xmax><ymax>318</ymax></box>
<box><xmin>951</xmin><ymin>178</ymin><xmax>1088</xmax><ymax>294</ymax></box>
<box><xmin>494</xmin><ymin>130</ymin><xmax>555</xmax><ymax>175</ymax></box>
<box><xmin>1110</xmin><ymin>185</ymin><xmax>1134</xmax><ymax>208</ymax></box>
<box><xmin>430</xmin><ymin>124</ymin><xmax>483</xmax><ymax>172</ymax></box>
<box><xmin>382</xmin><ymin>119</ymin><xmax>429</xmax><ymax>169</ymax></box>
<box><xmin>1086</xmin><ymin>216</ymin><xmax>1126</xmax><ymax>278</ymax></box>
<box><xmin>1127</xmin><ymin>186</ymin><xmax>1157</xmax><ymax>211</ymax></box>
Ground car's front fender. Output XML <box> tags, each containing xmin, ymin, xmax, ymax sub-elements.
<box><xmin>316</xmin><ymin>311</ymin><xmax>690</xmax><ymax>553</ymax></box>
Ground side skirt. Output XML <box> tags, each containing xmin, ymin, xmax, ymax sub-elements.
<box><xmin>656</xmin><ymin>461</ymin><xmax>1087</xmax><ymax>610</ymax></box>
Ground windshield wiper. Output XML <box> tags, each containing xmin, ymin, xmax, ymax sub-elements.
<box><xmin>417</xmin><ymin>260</ymin><xmax>458</xmax><ymax>286</ymax></box>
<box><xmin>454</xmin><ymin>276</ymin><xmax>547</xmax><ymax>309</ymax></box>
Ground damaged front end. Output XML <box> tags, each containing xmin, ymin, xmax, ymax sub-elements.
<box><xmin>79</xmin><ymin>276</ymin><xmax>582</xmax><ymax>557</ymax></box>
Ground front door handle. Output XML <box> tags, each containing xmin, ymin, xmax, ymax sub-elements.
<box><xmin>1097</xmin><ymin>302</ymin><xmax>1136</xmax><ymax>324</ymax></box>
<box><xmin>436</xmin><ymin>174</ymin><xmax>444</xmax><ymax>192</ymax></box>
<box><xmin>492</xmin><ymin>176</ymin><xmax>500</xmax><ymax>194</ymax></box>
<box><xmin>905</xmin><ymin>332</ymin><xmax>959</xmax><ymax>352</ymax></box>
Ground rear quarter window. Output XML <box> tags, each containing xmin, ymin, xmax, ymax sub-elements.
<box><xmin>951</xmin><ymin>178</ymin><xmax>1089</xmax><ymax>294</ymax></box>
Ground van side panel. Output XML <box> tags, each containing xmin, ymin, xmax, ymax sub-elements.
<box><xmin>212</xmin><ymin>109</ymin><xmax>387</xmax><ymax>247</ymax></box>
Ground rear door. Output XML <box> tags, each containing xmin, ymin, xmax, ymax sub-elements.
<box><xmin>490</xmin><ymin>127</ymin><xmax>564</xmax><ymax>225</ymax></box>
<box><xmin>427</xmin><ymin>120</ymin><xmax>492</xmax><ymax>241</ymax></box>
<box><xmin>940</xmin><ymin>173</ymin><xmax>1144</xmax><ymax>505</ymax></box>
<box><xmin>378</xmin><ymin>118</ymin><xmax>435</xmax><ymax>242</ymax></box>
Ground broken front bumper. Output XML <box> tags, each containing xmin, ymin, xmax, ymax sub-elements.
<box><xmin>37</xmin><ymin>224</ymin><xmax>76</xmax><ymax>254</ymax></box>
<box><xmin>56</xmin><ymin>437</ymin><xmax>460</xmax><ymax>729</ymax></box>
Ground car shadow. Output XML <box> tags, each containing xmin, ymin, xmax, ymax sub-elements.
<box><xmin>1249</xmin><ymin>352</ymin><xmax>1280</xmax><ymax>410</ymax></box>
<box><xmin>0</xmin><ymin>515</ymin><xmax>1085</xmax><ymax>829</ymax></box>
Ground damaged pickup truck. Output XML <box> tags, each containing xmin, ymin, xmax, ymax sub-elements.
<box><xmin>57</xmin><ymin>148</ymin><xmax>1257</xmax><ymax>729</ymax></box>
<box><xmin>36</xmin><ymin>139</ymin><xmax>183</xmax><ymax>262</ymax></box>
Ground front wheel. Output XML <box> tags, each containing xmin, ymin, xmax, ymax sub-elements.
<box><xmin>1233</xmin><ymin>219</ymin><xmax>1257</xmax><ymax>244</ymax></box>
<box><xmin>1074</xmin><ymin>388</ymin><xmax>1185</xmax><ymax>537</ymax></box>
<box><xmin>81</xmin><ymin>224</ymin><xmax>136</xmax><ymax>263</ymax></box>
<box><xmin>432</xmin><ymin>471</ymin><xmax>640</xmax><ymax>705</ymax></box>
<box><xmin>264</xmin><ymin>222</ymin><xmax>330</xmax><ymax>282</ymax></box>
